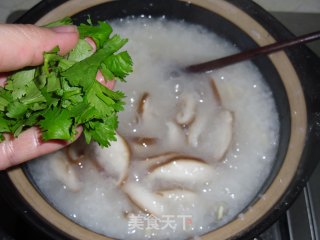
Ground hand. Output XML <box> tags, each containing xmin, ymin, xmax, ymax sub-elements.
<box><xmin>0</xmin><ymin>24</ymin><xmax>82</xmax><ymax>170</ymax></box>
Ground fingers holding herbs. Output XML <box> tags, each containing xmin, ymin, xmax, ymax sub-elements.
<box><xmin>0</xmin><ymin>24</ymin><xmax>79</xmax><ymax>72</ymax></box>
<box><xmin>0</xmin><ymin>126</ymin><xmax>83</xmax><ymax>170</ymax></box>
<box><xmin>0</xmin><ymin>18</ymin><xmax>133</xmax><ymax>170</ymax></box>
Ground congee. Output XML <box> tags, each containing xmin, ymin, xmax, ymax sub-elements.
<box><xmin>28</xmin><ymin>17</ymin><xmax>279</xmax><ymax>240</ymax></box>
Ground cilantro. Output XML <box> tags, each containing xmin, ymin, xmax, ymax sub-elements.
<box><xmin>0</xmin><ymin>18</ymin><xmax>133</xmax><ymax>147</ymax></box>
<box><xmin>39</xmin><ymin>107</ymin><xmax>73</xmax><ymax>141</ymax></box>
<box><xmin>44</xmin><ymin>17</ymin><xmax>73</xmax><ymax>28</ymax></box>
<box><xmin>78</xmin><ymin>21</ymin><xmax>112</xmax><ymax>48</ymax></box>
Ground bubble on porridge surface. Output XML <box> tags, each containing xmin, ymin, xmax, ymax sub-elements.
<box><xmin>27</xmin><ymin>17</ymin><xmax>279</xmax><ymax>240</ymax></box>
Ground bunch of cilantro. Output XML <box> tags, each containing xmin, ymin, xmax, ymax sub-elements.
<box><xmin>0</xmin><ymin>18</ymin><xmax>132</xmax><ymax>147</ymax></box>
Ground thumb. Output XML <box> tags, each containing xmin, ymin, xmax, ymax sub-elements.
<box><xmin>0</xmin><ymin>24</ymin><xmax>79</xmax><ymax>72</ymax></box>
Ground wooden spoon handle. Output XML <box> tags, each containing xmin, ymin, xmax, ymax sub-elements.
<box><xmin>186</xmin><ymin>30</ymin><xmax>320</xmax><ymax>73</ymax></box>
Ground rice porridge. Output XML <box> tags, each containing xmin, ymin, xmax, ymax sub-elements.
<box><xmin>28</xmin><ymin>18</ymin><xmax>279</xmax><ymax>240</ymax></box>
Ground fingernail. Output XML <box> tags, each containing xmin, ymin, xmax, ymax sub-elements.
<box><xmin>51</xmin><ymin>25</ymin><xmax>78</xmax><ymax>33</ymax></box>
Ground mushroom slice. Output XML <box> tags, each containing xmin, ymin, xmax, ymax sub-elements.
<box><xmin>132</xmin><ymin>137</ymin><xmax>157</xmax><ymax>147</ymax></box>
<box><xmin>146</xmin><ymin>152</ymin><xmax>178</xmax><ymax>162</ymax></box>
<box><xmin>166</xmin><ymin>121</ymin><xmax>186</xmax><ymax>146</ymax></box>
<box><xmin>136</xmin><ymin>92</ymin><xmax>158</xmax><ymax>124</ymax></box>
<box><xmin>123</xmin><ymin>182</ymin><xmax>165</xmax><ymax>216</ymax></box>
<box><xmin>137</xmin><ymin>92</ymin><xmax>150</xmax><ymax>116</ymax></box>
<box><xmin>210</xmin><ymin>78</ymin><xmax>222</xmax><ymax>106</ymax></box>
<box><xmin>212</xmin><ymin>110</ymin><xmax>234</xmax><ymax>160</ymax></box>
<box><xmin>144</xmin><ymin>152</ymin><xmax>178</xmax><ymax>168</ymax></box>
<box><xmin>65</xmin><ymin>145</ymin><xmax>85</xmax><ymax>164</ymax></box>
<box><xmin>188</xmin><ymin>109</ymin><xmax>234</xmax><ymax>161</ymax></box>
<box><xmin>130</xmin><ymin>137</ymin><xmax>158</xmax><ymax>158</ymax></box>
<box><xmin>93</xmin><ymin>132</ymin><xmax>130</xmax><ymax>185</ymax></box>
<box><xmin>210</xmin><ymin>75</ymin><xmax>243</xmax><ymax>107</ymax></box>
<box><xmin>147</xmin><ymin>157</ymin><xmax>213</xmax><ymax>187</ymax></box>
<box><xmin>65</xmin><ymin>136</ymin><xmax>87</xmax><ymax>163</ymax></box>
<box><xmin>176</xmin><ymin>92</ymin><xmax>196</xmax><ymax>126</ymax></box>
<box><xmin>187</xmin><ymin>112</ymin><xmax>208</xmax><ymax>148</ymax></box>
<box><xmin>50</xmin><ymin>151</ymin><xmax>82</xmax><ymax>191</ymax></box>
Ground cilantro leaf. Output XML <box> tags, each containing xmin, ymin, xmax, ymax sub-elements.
<box><xmin>0</xmin><ymin>90</ymin><xmax>12</xmax><ymax>111</ymax></box>
<box><xmin>62</xmin><ymin>49</ymin><xmax>107</xmax><ymax>88</ymax></box>
<box><xmin>104</xmin><ymin>51</ymin><xmax>132</xmax><ymax>81</ymax></box>
<box><xmin>5</xmin><ymin>68</ymin><xmax>36</xmax><ymax>99</ymax></box>
<box><xmin>39</xmin><ymin>107</ymin><xmax>73</xmax><ymax>141</ymax></box>
<box><xmin>20</xmin><ymin>81</ymin><xmax>46</xmax><ymax>105</ymax></box>
<box><xmin>0</xmin><ymin>113</ymin><xmax>10</xmax><ymax>132</ymax></box>
<box><xmin>44</xmin><ymin>17</ymin><xmax>73</xmax><ymax>28</ymax></box>
<box><xmin>78</xmin><ymin>21</ymin><xmax>112</xmax><ymax>48</ymax></box>
<box><xmin>67</xmin><ymin>39</ymin><xmax>94</xmax><ymax>62</ymax></box>
<box><xmin>0</xmin><ymin>18</ymin><xmax>133</xmax><ymax>147</ymax></box>
<box><xmin>6</xmin><ymin>101</ymin><xmax>28</xmax><ymax>119</ymax></box>
<box><xmin>83</xmin><ymin>114</ymin><xmax>118</xmax><ymax>147</ymax></box>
